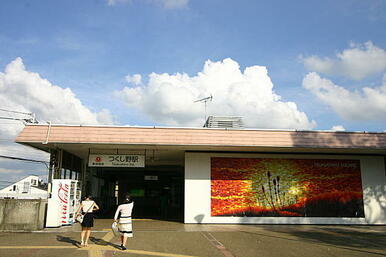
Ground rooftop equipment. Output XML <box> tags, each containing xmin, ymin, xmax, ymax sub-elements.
<box><xmin>204</xmin><ymin>116</ymin><xmax>244</xmax><ymax>129</ymax></box>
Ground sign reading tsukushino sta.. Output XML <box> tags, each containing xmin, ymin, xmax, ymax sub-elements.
<box><xmin>88</xmin><ymin>154</ymin><xmax>145</xmax><ymax>167</ymax></box>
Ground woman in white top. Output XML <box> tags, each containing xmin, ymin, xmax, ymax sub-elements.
<box><xmin>75</xmin><ymin>195</ymin><xmax>100</xmax><ymax>247</ymax></box>
<box><xmin>114</xmin><ymin>193</ymin><xmax>134</xmax><ymax>250</ymax></box>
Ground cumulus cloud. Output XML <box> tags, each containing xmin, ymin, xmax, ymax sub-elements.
<box><xmin>116</xmin><ymin>58</ymin><xmax>316</xmax><ymax>129</ymax></box>
<box><xmin>0</xmin><ymin>57</ymin><xmax>114</xmax><ymax>181</ymax></box>
<box><xmin>301</xmin><ymin>41</ymin><xmax>386</xmax><ymax>80</ymax></box>
<box><xmin>125</xmin><ymin>74</ymin><xmax>142</xmax><ymax>85</ymax></box>
<box><xmin>303</xmin><ymin>72</ymin><xmax>386</xmax><ymax>121</ymax></box>
<box><xmin>0</xmin><ymin>57</ymin><xmax>113</xmax><ymax>136</ymax></box>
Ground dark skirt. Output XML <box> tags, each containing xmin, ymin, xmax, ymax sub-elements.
<box><xmin>81</xmin><ymin>213</ymin><xmax>94</xmax><ymax>227</ymax></box>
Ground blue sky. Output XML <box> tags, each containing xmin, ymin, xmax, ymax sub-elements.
<box><xmin>0</xmin><ymin>0</ymin><xmax>386</xmax><ymax>185</ymax></box>
<box><xmin>1</xmin><ymin>0</ymin><xmax>385</xmax><ymax>129</ymax></box>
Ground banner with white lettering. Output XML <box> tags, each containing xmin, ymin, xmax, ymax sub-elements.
<box><xmin>88</xmin><ymin>154</ymin><xmax>145</xmax><ymax>167</ymax></box>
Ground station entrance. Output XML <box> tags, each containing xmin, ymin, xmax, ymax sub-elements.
<box><xmin>90</xmin><ymin>165</ymin><xmax>184</xmax><ymax>221</ymax></box>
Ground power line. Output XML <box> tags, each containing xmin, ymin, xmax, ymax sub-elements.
<box><xmin>0</xmin><ymin>147</ymin><xmax>49</xmax><ymax>155</ymax></box>
<box><xmin>0</xmin><ymin>116</ymin><xmax>38</xmax><ymax>124</ymax></box>
<box><xmin>0</xmin><ymin>149</ymin><xmax>49</xmax><ymax>156</ymax></box>
<box><xmin>0</xmin><ymin>108</ymin><xmax>38</xmax><ymax>124</ymax></box>
<box><xmin>0</xmin><ymin>155</ymin><xmax>49</xmax><ymax>168</ymax></box>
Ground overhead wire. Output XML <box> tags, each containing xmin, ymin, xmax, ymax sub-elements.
<box><xmin>0</xmin><ymin>108</ymin><xmax>39</xmax><ymax>124</ymax></box>
<box><xmin>0</xmin><ymin>155</ymin><xmax>49</xmax><ymax>170</ymax></box>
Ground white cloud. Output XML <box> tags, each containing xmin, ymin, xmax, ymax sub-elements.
<box><xmin>0</xmin><ymin>57</ymin><xmax>113</xmax><ymax>135</ymax></box>
<box><xmin>0</xmin><ymin>57</ymin><xmax>114</xmax><ymax>183</ymax></box>
<box><xmin>125</xmin><ymin>74</ymin><xmax>142</xmax><ymax>85</ymax></box>
<box><xmin>331</xmin><ymin>125</ymin><xmax>345</xmax><ymax>131</ymax></box>
<box><xmin>303</xmin><ymin>72</ymin><xmax>386</xmax><ymax>121</ymax></box>
<box><xmin>116</xmin><ymin>58</ymin><xmax>316</xmax><ymax>129</ymax></box>
<box><xmin>301</xmin><ymin>41</ymin><xmax>386</xmax><ymax>80</ymax></box>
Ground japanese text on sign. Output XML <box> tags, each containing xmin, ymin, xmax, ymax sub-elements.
<box><xmin>88</xmin><ymin>154</ymin><xmax>145</xmax><ymax>167</ymax></box>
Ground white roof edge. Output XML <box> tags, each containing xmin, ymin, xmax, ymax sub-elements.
<box><xmin>22</xmin><ymin>123</ymin><xmax>386</xmax><ymax>134</ymax></box>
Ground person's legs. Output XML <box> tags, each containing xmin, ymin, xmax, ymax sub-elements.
<box><xmin>119</xmin><ymin>235</ymin><xmax>127</xmax><ymax>250</ymax></box>
<box><xmin>122</xmin><ymin>235</ymin><xmax>128</xmax><ymax>246</ymax></box>
<box><xmin>85</xmin><ymin>228</ymin><xmax>92</xmax><ymax>246</ymax></box>
<box><xmin>80</xmin><ymin>227</ymin><xmax>86</xmax><ymax>245</ymax></box>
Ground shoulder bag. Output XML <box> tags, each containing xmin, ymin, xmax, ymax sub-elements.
<box><xmin>76</xmin><ymin>201</ymin><xmax>94</xmax><ymax>223</ymax></box>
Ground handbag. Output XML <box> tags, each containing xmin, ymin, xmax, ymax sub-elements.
<box><xmin>111</xmin><ymin>221</ymin><xmax>120</xmax><ymax>236</ymax></box>
<box><xmin>76</xmin><ymin>214</ymin><xmax>84</xmax><ymax>223</ymax></box>
<box><xmin>76</xmin><ymin>201</ymin><xmax>94</xmax><ymax>223</ymax></box>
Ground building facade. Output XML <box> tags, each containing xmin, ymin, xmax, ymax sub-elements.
<box><xmin>0</xmin><ymin>175</ymin><xmax>47</xmax><ymax>199</ymax></box>
<box><xmin>16</xmin><ymin>124</ymin><xmax>386</xmax><ymax>224</ymax></box>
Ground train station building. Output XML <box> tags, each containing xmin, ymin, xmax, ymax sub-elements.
<box><xmin>16</xmin><ymin>124</ymin><xmax>386</xmax><ymax>225</ymax></box>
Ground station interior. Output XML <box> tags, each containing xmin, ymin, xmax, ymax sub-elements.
<box><xmin>55</xmin><ymin>147</ymin><xmax>186</xmax><ymax>221</ymax></box>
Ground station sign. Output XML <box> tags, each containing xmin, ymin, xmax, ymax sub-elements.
<box><xmin>88</xmin><ymin>154</ymin><xmax>145</xmax><ymax>167</ymax></box>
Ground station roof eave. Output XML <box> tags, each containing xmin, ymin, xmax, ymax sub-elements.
<box><xmin>15</xmin><ymin>124</ymin><xmax>386</xmax><ymax>160</ymax></box>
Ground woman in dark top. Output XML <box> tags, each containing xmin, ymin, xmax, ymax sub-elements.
<box><xmin>75</xmin><ymin>195</ymin><xmax>100</xmax><ymax>247</ymax></box>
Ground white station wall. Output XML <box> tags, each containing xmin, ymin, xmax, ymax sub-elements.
<box><xmin>184</xmin><ymin>152</ymin><xmax>386</xmax><ymax>224</ymax></box>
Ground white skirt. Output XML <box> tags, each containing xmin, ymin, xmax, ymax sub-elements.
<box><xmin>118</xmin><ymin>216</ymin><xmax>133</xmax><ymax>237</ymax></box>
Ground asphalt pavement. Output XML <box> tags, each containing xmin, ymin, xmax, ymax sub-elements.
<box><xmin>0</xmin><ymin>219</ymin><xmax>385</xmax><ymax>257</ymax></box>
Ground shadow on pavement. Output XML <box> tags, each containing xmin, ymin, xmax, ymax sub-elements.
<box><xmin>89</xmin><ymin>236</ymin><xmax>121</xmax><ymax>250</ymax></box>
<box><xmin>289</xmin><ymin>228</ymin><xmax>385</xmax><ymax>248</ymax></box>
<box><xmin>56</xmin><ymin>235</ymin><xmax>81</xmax><ymax>248</ymax></box>
<box><xmin>255</xmin><ymin>226</ymin><xmax>386</xmax><ymax>256</ymax></box>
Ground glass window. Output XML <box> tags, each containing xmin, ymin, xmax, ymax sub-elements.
<box><xmin>22</xmin><ymin>182</ymin><xmax>29</xmax><ymax>193</ymax></box>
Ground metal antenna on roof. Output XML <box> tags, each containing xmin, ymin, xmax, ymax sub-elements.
<box><xmin>194</xmin><ymin>95</ymin><xmax>213</xmax><ymax>123</ymax></box>
<box><xmin>0</xmin><ymin>108</ymin><xmax>39</xmax><ymax>124</ymax></box>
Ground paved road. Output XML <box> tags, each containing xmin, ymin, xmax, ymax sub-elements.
<box><xmin>0</xmin><ymin>219</ymin><xmax>385</xmax><ymax>257</ymax></box>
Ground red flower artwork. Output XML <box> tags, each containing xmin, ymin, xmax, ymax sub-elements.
<box><xmin>211</xmin><ymin>158</ymin><xmax>364</xmax><ymax>217</ymax></box>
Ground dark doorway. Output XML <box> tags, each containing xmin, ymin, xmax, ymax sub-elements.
<box><xmin>102</xmin><ymin>166</ymin><xmax>184</xmax><ymax>221</ymax></box>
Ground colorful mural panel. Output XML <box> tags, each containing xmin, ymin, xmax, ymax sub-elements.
<box><xmin>211</xmin><ymin>158</ymin><xmax>364</xmax><ymax>217</ymax></box>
